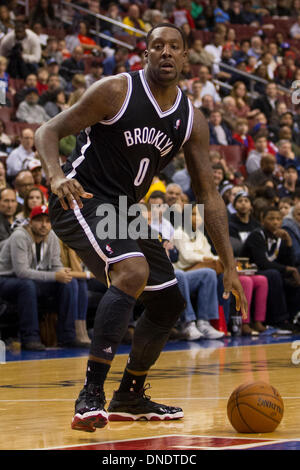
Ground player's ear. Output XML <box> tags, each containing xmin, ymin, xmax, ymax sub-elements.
<box><xmin>144</xmin><ymin>49</ymin><xmax>149</xmax><ymax>62</ymax></box>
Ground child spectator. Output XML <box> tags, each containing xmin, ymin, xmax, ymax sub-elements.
<box><xmin>279</xmin><ymin>197</ymin><xmax>294</xmax><ymax>218</ymax></box>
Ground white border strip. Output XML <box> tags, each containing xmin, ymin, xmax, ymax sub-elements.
<box><xmin>139</xmin><ymin>69</ymin><xmax>182</xmax><ymax>118</ymax></box>
<box><xmin>99</xmin><ymin>73</ymin><xmax>132</xmax><ymax>125</ymax></box>
<box><xmin>66</xmin><ymin>127</ymin><xmax>91</xmax><ymax>180</ymax></box>
<box><xmin>181</xmin><ymin>98</ymin><xmax>194</xmax><ymax>147</ymax></box>
<box><xmin>144</xmin><ymin>278</ymin><xmax>178</xmax><ymax>291</ymax></box>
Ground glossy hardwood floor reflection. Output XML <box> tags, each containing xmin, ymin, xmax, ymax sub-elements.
<box><xmin>0</xmin><ymin>341</ymin><xmax>300</xmax><ymax>450</ymax></box>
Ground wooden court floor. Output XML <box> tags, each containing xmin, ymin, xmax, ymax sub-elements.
<box><xmin>0</xmin><ymin>339</ymin><xmax>300</xmax><ymax>450</ymax></box>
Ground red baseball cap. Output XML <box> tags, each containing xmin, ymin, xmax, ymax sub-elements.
<box><xmin>30</xmin><ymin>205</ymin><xmax>49</xmax><ymax>220</ymax></box>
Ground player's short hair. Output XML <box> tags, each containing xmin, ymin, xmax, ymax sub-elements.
<box><xmin>146</xmin><ymin>23</ymin><xmax>187</xmax><ymax>50</ymax></box>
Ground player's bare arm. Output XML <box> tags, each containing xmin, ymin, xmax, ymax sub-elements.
<box><xmin>183</xmin><ymin>107</ymin><xmax>248</xmax><ymax>318</ymax></box>
<box><xmin>35</xmin><ymin>74</ymin><xmax>129</xmax><ymax>210</ymax></box>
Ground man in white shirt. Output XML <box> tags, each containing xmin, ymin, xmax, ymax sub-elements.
<box><xmin>16</xmin><ymin>87</ymin><xmax>50</xmax><ymax>124</ymax></box>
<box><xmin>204</xmin><ymin>31</ymin><xmax>224</xmax><ymax>64</ymax></box>
<box><xmin>6</xmin><ymin>128</ymin><xmax>36</xmax><ymax>178</ymax></box>
<box><xmin>0</xmin><ymin>21</ymin><xmax>41</xmax><ymax>78</ymax></box>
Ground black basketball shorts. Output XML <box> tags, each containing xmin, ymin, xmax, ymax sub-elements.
<box><xmin>49</xmin><ymin>194</ymin><xmax>177</xmax><ymax>291</ymax></box>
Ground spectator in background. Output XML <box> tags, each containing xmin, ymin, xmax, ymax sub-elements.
<box><xmin>212</xmin><ymin>162</ymin><xmax>226</xmax><ymax>190</ymax></box>
<box><xmin>0</xmin><ymin>55</ymin><xmax>15</xmax><ymax>104</ymax></box>
<box><xmin>0</xmin><ymin>4</ymin><xmax>14</xmax><ymax>36</ymax></box>
<box><xmin>122</xmin><ymin>4</ymin><xmax>146</xmax><ymax>37</ymax></box>
<box><xmin>59</xmin><ymin>45</ymin><xmax>85</xmax><ymax>85</ymax></box>
<box><xmin>36</xmin><ymin>66</ymin><xmax>49</xmax><ymax>95</ymax></box>
<box><xmin>0</xmin><ymin>205</ymin><xmax>88</xmax><ymax>350</ymax></box>
<box><xmin>6</xmin><ymin>128</ymin><xmax>35</xmax><ymax>179</ymax></box>
<box><xmin>16</xmin><ymin>87</ymin><xmax>50</xmax><ymax>124</ymax></box>
<box><xmin>290</xmin><ymin>13</ymin><xmax>300</xmax><ymax>39</ymax></box>
<box><xmin>77</xmin><ymin>20</ymin><xmax>102</xmax><ymax>56</ymax></box>
<box><xmin>208</xmin><ymin>110</ymin><xmax>236</xmax><ymax>146</ymax></box>
<box><xmin>247</xmin><ymin>35</ymin><xmax>263</xmax><ymax>60</ymax></box>
<box><xmin>282</xmin><ymin>201</ymin><xmax>300</xmax><ymax>266</ymax></box>
<box><xmin>188</xmin><ymin>38</ymin><xmax>215</xmax><ymax>67</ymax></box>
<box><xmin>42</xmin><ymin>36</ymin><xmax>63</xmax><ymax>66</ymax></box>
<box><xmin>242</xmin><ymin>207</ymin><xmax>300</xmax><ymax>331</ymax></box>
<box><xmin>0</xmin><ymin>119</ymin><xmax>12</xmax><ymax>157</ymax></box>
<box><xmin>44</xmin><ymin>88</ymin><xmax>68</xmax><ymax>118</ymax></box>
<box><xmin>199</xmin><ymin>93</ymin><xmax>215</xmax><ymax>118</ymax></box>
<box><xmin>13</xmin><ymin>170</ymin><xmax>35</xmax><ymax>210</ymax></box>
<box><xmin>246</xmin><ymin>153</ymin><xmax>279</xmax><ymax>188</ymax></box>
<box><xmin>85</xmin><ymin>60</ymin><xmax>103</xmax><ymax>88</ymax></box>
<box><xmin>0</xmin><ymin>21</ymin><xmax>41</xmax><ymax>78</ymax></box>
<box><xmin>170</xmin><ymin>0</ymin><xmax>195</xmax><ymax>29</ymax></box>
<box><xmin>15</xmin><ymin>186</ymin><xmax>45</xmax><ymax>223</ymax></box>
<box><xmin>252</xmin><ymin>82</ymin><xmax>281</xmax><ymax>122</ymax></box>
<box><xmin>46</xmin><ymin>59</ymin><xmax>67</xmax><ymax>89</ymax></box>
<box><xmin>277</xmin><ymin>163</ymin><xmax>299</xmax><ymax>199</ymax></box>
<box><xmin>0</xmin><ymin>160</ymin><xmax>9</xmax><ymax>191</ymax></box>
<box><xmin>102</xmin><ymin>47</ymin><xmax>130</xmax><ymax>76</ymax></box>
<box><xmin>279</xmin><ymin>197</ymin><xmax>294</xmax><ymax>218</ymax></box>
<box><xmin>0</xmin><ymin>187</ymin><xmax>17</xmax><ymax>248</ymax></box>
<box><xmin>29</xmin><ymin>0</ymin><xmax>56</xmax><ymax>29</ymax></box>
<box><xmin>15</xmin><ymin>73</ymin><xmax>38</xmax><ymax>107</ymax></box>
<box><xmin>232</xmin><ymin>118</ymin><xmax>255</xmax><ymax>154</ymax></box>
<box><xmin>276</xmin><ymin>140</ymin><xmax>300</xmax><ymax>176</ymax></box>
<box><xmin>246</xmin><ymin>132</ymin><xmax>269</xmax><ymax>174</ymax></box>
<box><xmin>59</xmin><ymin>239</ymin><xmax>91</xmax><ymax>345</ymax></box>
<box><xmin>204</xmin><ymin>30</ymin><xmax>224</xmax><ymax>64</ymax></box>
<box><xmin>229</xmin><ymin>191</ymin><xmax>260</xmax><ymax>255</ymax></box>
<box><xmin>197</xmin><ymin>65</ymin><xmax>221</xmax><ymax>103</ymax></box>
<box><xmin>26</xmin><ymin>159</ymin><xmax>48</xmax><ymax>201</ymax></box>
<box><xmin>39</xmin><ymin>73</ymin><xmax>62</xmax><ymax>106</ymax></box>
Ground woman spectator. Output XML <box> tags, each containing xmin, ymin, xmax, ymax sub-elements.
<box><xmin>15</xmin><ymin>186</ymin><xmax>46</xmax><ymax>223</ymax></box>
<box><xmin>44</xmin><ymin>88</ymin><xmax>68</xmax><ymax>118</ymax></box>
<box><xmin>77</xmin><ymin>21</ymin><xmax>102</xmax><ymax>56</ymax></box>
<box><xmin>230</xmin><ymin>81</ymin><xmax>255</xmax><ymax>119</ymax></box>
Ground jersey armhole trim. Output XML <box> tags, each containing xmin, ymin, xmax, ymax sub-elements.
<box><xmin>181</xmin><ymin>98</ymin><xmax>194</xmax><ymax>147</ymax></box>
<box><xmin>99</xmin><ymin>73</ymin><xmax>132</xmax><ymax>125</ymax></box>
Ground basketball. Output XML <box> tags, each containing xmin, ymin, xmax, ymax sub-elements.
<box><xmin>227</xmin><ymin>381</ymin><xmax>284</xmax><ymax>433</ymax></box>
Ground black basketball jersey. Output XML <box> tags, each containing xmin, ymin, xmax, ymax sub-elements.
<box><xmin>63</xmin><ymin>70</ymin><xmax>194</xmax><ymax>205</ymax></box>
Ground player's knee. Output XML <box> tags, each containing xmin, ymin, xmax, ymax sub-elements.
<box><xmin>143</xmin><ymin>284</ymin><xmax>186</xmax><ymax>328</ymax></box>
<box><xmin>110</xmin><ymin>256</ymin><xmax>149</xmax><ymax>297</ymax></box>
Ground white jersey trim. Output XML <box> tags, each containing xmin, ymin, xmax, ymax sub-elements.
<box><xmin>66</xmin><ymin>127</ymin><xmax>91</xmax><ymax>180</ymax></box>
<box><xmin>99</xmin><ymin>73</ymin><xmax>133</xmax><ymax>125</ymax></box>
<box><xmin>139</xmin><ymin>69</ymin><xmax>182</xmax><ymax>119</ymax></box>
<box><xmin>144</xmin><ymin>278</ymin><xmax>178</xmax><ymax>291</ymax></box>
<box><xmin>181</xmin><ymin>98</ymin><xmax>194</xmax><ymax>147</ymax></box>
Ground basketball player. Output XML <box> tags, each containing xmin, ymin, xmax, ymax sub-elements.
<box><xmin>35</xmin><ymin>24</ymin><xmax>247</xmax><ymax>432</ymax></box>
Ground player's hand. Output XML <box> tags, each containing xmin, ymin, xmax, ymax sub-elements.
<box><xmin>51</xmin><ymin>176</ymin><xmax>93</xmax><ymax>210</ymax></box>
<box><xmin>222</xmin><ymin>266</ymin><xmax>248</xmax><ymax>320</ymax></box>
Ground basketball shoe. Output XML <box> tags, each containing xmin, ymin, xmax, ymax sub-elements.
<box><xmin>71</xmin><ymin>383</ymin><xmax>108</xmax><ymax>432</ymax></box>
<box><xmin>108</xmin><ymin>384</ymin><xmax>184</xmax><ymax>421</ymax></box>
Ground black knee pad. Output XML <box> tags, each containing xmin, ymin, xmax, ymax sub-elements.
<box><xmin>127</xmin><ymin>284</ymin><xmax>186</xmax><ymax>372</ymax></box>
<box><xmin>140</xmin><ymin>284</ymin><xmax>186</xmax><ymax>329</ymax></box>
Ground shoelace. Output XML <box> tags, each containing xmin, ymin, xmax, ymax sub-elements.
<box><xmin>139</xmin><ymin>383</ymin><xmax>151</xmax><ymax>401</ymax></box>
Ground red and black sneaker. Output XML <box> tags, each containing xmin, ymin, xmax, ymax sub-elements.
<box><xmin>71</xmin><ymin>383</ymin><xmax>108</xmax><ymax>432</ymax></box>
<box><xmin>108</xmin><ymin>384</ymin><xmax>184</xmax><ymax>421</ymax></box>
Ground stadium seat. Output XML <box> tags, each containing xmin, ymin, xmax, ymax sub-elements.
<box><xmin>0</xmin><ymin>107</ymin><xmax>14</xmax><ymax>123</ymax></box>
<box><xmin>209</xmin><ymin>145</ymin><xmax>246</xmax><ymax>169</ymax></box>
